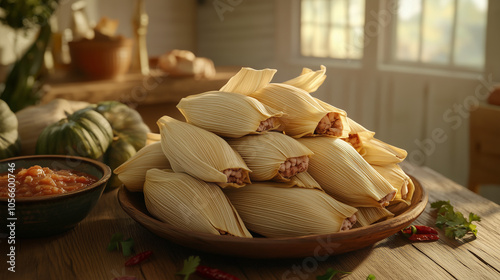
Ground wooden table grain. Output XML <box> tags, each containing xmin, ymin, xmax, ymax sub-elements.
<box><xmin>1</xmin><ymin>163</ymin><xmax>500</xmax><ymax>280</ymax></box>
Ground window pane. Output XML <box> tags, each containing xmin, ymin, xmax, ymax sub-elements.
<box><xmin>301</xmin><ymin>0</ymin><xmax>365</xmax><ymax>60</ymax></box>
<box><xmin>331</xmin><ymin>0</ymin><xmax>346</xmax><ymax>26</ymax></box>
<box><xmin>329</xmin><ymin>27</ymin><xmax>347</xmax><ymax>58</ymax></box>
<box><xmin>421</xmin><ymin>0</ymin><xmax>454</xmax><ymax>64</ymax></box>
<box><xmin>396</xmin><ymin>0</ymin><xmax>422</xmax><ymax>61</ymax></box>
<box><xmin>454</xmin><ymin>0</ymin><xmax>487</xmax><ymax>68</ymax></box>
<box><xmin>349</xmin><ymin>0</ymin><xmax>364</xmax><ymax>26</ymax></box>
<box><xmin>348</xmin><ymin>26</ymin><xmax>364</xmax><ymax>59</ymax></box>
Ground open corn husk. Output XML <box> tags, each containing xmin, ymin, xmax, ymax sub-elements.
<box><xmin>297</xmin><ymin>137</ymin><xmax>397</xmax><ymax>208</ymax></box>
<box><xmin>355</xmin><ymin>207</ymin><xmax>394</xmax><ymax>227</ymax></box>
<box><xmin>114</xmin><ymin>142</ymin><xmax>171</xmax><ymax>192</ymax></box>
<box><xmin>283</xmin><ymin>66</ymin><xmax>327</xmax><ymax>93</ymax></box>
<box><xmin>144</xmin><ymin>169</ymin><xmax>252</xmax><ymax>237</ymax></box>
<box><xmin>363</xmin><ymin>138</ymin><xmax>407</xmax><ymax>166</ymax></box>
<box><xmin>177</xmin><ymin>91</ymin><xmax>284</xmax><ymax>138</ymax></box>
<box><xmin>220</xmin><ymin>67</ymin><xmax>276</xmax><ymax>95</ymax></box>
<box><xmin>249</xmin><ymin>83</ymin><xmax>350</xmax><ymax>138</ymax></box>
<box><xmin>372</xmin><ymin>164</ymin><xmax>414</xmax><ymax>203</ymax></box>
<box><xmin>386</xmin><ymin>176</ymin><xmax>416</xmax><ymax>215</ymax></box>
<box><xmin>227</xmin><ymin>132</ymin><xmax>313</xmax><ymax>181</ymax></box>
<box><xmin>224</xmin><ymin>182</ymin><xmax>357</xmax><ymax>237</ymax></box>
<box><xmin>157</xmin><ymin>116</ymin><xmax>251</xmax><ymax>188</ymax></box>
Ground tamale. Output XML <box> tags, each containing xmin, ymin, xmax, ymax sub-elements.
<box><xmin>249</xmin><ymin>83</ymin><xmax>350</xmax><ymax>138</ymax></box>
<box><xmin>114</xmin><ymin>142</ymin><xmax>171</xmax><ymax>192</ymax></box>
<box><xmin>363</xmin><ymin>138</ymin><xmax>408</xmax><ymax>166</ymax></box>
<box><xmin>227</xmin><ymin>132</ymin><xmax>313</xmax><ymax>181</ymax></box>
<box><xmin>372</xmin><ymin>164</ymin><xmax>414</xmax><ymax>203</ymax></box>
<box><xmin>297</xmin><ymin>137</ymin><xmax>397</xmax><ymax>208</ymax></box>
<box><xmin>220</xmin><ymin>67</ymin><xmax>277</xmax><ymax>95</ymax></box>
<box><xmin>157</xmin><ymin>116</ymin><xmax>251</xmax><ymax>188</ymax></box>
<box><xmin>289</xmin><ymin>171</ymin><xmax>323</xmax><ymax>190</ymax></box>
<box><xmin>177</xmin><ymin>91</ymin><xmax>284</xmax><ymax>138</ymax></box>
<box><xmin>144</xmin><ymin>169</ymin><xmax>252</xmax><ymax>237</ymax></box>
<box><xmin>224</xmin><ymin>183</ymin><xmax>357</xmax><ymax>237</ymax></box>
<box><xmin>355</xmin><ymin>207</ymin><xmax>394</xmax><ymax>227</ymax></box>
<box><xmin>283</xmin><ymin>65</ymin><xmax>327</xmax><ymax>93</ymax></box>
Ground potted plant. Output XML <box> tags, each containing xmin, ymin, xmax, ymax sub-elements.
<box><xmin>0</xmin><ymin>0</ymin><xmax>59</xmax><ymax>112</ymax></box>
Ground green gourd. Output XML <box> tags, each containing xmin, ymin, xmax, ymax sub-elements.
<box><xmin>35</xmin><ymin>107</ymin><xmax>113</xmax><ymax>160</ymax></box>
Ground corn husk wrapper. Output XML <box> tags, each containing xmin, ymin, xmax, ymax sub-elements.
<box><xmin>297</xmin><ymin>137</ymin><xmax>397</xmax><ymax>208</ymax></box>
<box><xmin>227</xmin><ymin>132</ymin><xmax>313</xmax><ymax>181</ymax></box>
<box><xmin>386</xmin><ymin>178</ymin><xmax>416</xmax><ymax>215</ymax></box>
<box><xmin>177</xmin><ymin>91</ymin><xmax>284</xmax><ymax>138</ymax></box>
<box><xmin>289</xmin><ymin>171</ymin><xmax>323</xmax><ymax>190</ymax></box>
<box><xmin>249</xmin><ymin>83</ymin><xmax>350</xmax><ymax>138</ymax></box>
<box><xmin>114</xmin><ymin>142</ymin><xmax>171</xmax><ymax>192</ymax></box>
<box><xmin>372</xmin><ymin>164</ymin><xmax>414</xmax><ymax>204</ymax></box>
<box><xmin>224</xmin><ymin>183</ymin><xmax>357</xmax><ymax>237</ymax></box>
<box><xmin>283</xmin><ymin>66</ymin><xmax>327</xmax><ymax>93</ymax></box>
<box><xmin>363</xmin><ymin>138</ymin><xmax>408</xmax><ymax>166</ymax></box>
<box><xmin>355</xmin><ymin>207</ymin><xmax>394</xmax><ymax>227</ymax></box>
<box><xmin>157</xmin><ymin>116</ymin><xmax>251</xmax><ymax>188</ymax></box>
<box><xmin>144</xmin><ymin>169</ymin><xmax>252</xmax><ymax>237</ymax></box>
<box><xmin>146</xmin><ymin>133</ymin><xmax>161</xmax><ymax>145</ymax></box>
<box><xmin>220</xmin><ymin>67</ymin><xmax>277</xmax><ymax>95</ymax></box>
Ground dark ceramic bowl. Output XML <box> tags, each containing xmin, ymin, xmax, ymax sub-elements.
<box><xmin>0</xmin><ymin>155</ymin><xmax>111</xmax><ymax>237</ymax></box>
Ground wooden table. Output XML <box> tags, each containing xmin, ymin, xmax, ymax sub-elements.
<box><xmin>1</xmin><ymin>163</ymin><xmax>500</xmax><ymax>280</ymax></box>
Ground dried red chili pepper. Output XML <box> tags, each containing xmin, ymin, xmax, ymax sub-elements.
<box><xmin>124</xmin><ymin>250</ymin><xmax>153</xmax><ymax>267</ymax></box>
<box><xmin>401</xmin><ymin>225</ymin><xmax>439</xmax><ymax>241</ymax></box>
<box><xmin>196</xmin><ymin>265</ymin><xmax>240</xmax><ymax>280</ymax></box>
<box><xmin>408</xmin><ymin>234</ymin><xmax>440</xmax><ymax>241</ymax></box>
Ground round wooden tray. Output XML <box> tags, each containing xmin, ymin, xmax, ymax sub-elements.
<box><xmin>117</xmin><ymin>175</ymin><xmax>428</xmax><ymax>259</ymax></box>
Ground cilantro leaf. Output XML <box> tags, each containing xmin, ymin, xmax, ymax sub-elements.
<box><xmin>121</xmin><ymin>238</ymin><xmax>135</xmax><ymax>257</ymax></box>
<box><xmin>367</xmin><ymin>274</ymin><xmax>376</xmax><ymax>280</ymax></box>
<box><xmin>107</xmin><ymin>233</ymin><xmax>124</xmax><ymax>252</ymax></box>
<box><xmin>431</xmin><ymin>200</ymin><xmax>481</xmax><ymax>240</ymax></box>
<box><xmin>176</xmin><ymin>256</ymin><xmax>201</xmax><ymax>280</ymax></box>
<box><xmin>316</xmin><ymin>268</ymin><xmax>351</xmax><ymax>280</ymax></box>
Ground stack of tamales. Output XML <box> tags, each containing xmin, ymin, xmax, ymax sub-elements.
<box><xmin>115</xmin><ymin>65</ymin><xmax>414</xmax><ymax>238</ymax></box>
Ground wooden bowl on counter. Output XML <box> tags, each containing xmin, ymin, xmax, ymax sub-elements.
<box><xmin>118</xmin><ymin>175</ymin><xmax>428</xmax><ymax>258</ymax></box>
<box><xmin>0</xmin><ymin>155</ymin><xmax>111</xmax><ymax>237</ymax></box>
<box><xmin>68</xmin><ymin>37</ymin><xmax>133</xmax><ymax>80</ymax></box>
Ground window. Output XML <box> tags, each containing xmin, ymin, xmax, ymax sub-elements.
<box><xmin>394</xmin><ymin>0</ymin><xmax>488</xmax><ymax>69</ymax></box>
<box><xmin>300</xmin><ymin>0</ymin><xmax>365</xmax><ymax>59</ymax></box>
<box><xmin>299</xmin><ymin>0</ymin><xmax>488</xmax><ymax>71</ymax></box>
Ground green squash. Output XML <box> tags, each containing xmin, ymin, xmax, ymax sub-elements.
<box><xmin>94</xmin><ymin>101</ymin><xmax>150</xmax><ymax>151</ymax></box>
<box><xmin>0</xmin><ymin>100</ymin><xmax>21</xmax><ymax>159</ymax></box>
<box><xmin>35</xmin><ymin>107</ymin><xmax>113</xmax><ymax>160</ymax></box>
<box><xmin>104</xmin><ymin>137</ymin><xmax>136</xmax><ymax>190</ymax></box>
<box><xmin>93</xmin><ymin>101</ymin><xmax>150</xmax><ymax>189</ymax></box>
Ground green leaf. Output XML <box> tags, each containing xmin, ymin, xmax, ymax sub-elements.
<box><xmin>121</xmin><ymin>238</ymin><xmax>135</xmax><ymax>257</ymax></box>
<box><xmin>431</xmin><ymin>200</ymin><xmax>481</xmax><ymax>240</ymax></box>
<box><xmin>431</xmin><ymin>200</ymin><xmax>451</xmax><ymax>209</ymax></box>
<box><xmin>176</xmin><ymin>256</ymin><xmax>201</xmax><ymax>280</ymax></box>
<box><xmin>367</xmin><ymin>274</ymin><xmax>376</xmax><ymax>280</ymax></box>
<box><xmin>316</xmin><ymin>268</ymin><xmax>351</xmax><ymax>280</ymax></box>
<box><xmin>469</xmin><ymin>213</ymin><xmax>481</xmax><ymax>223</ymax></box>
<box><xmin>107</xmin><ymin>233</ymin><xmax>124</xmax><ymax>252</ymax></box>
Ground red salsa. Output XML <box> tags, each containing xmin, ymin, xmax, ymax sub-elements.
<box><xmin>0</xmin><ymin>165</ymin><xmax>97</xmax><ymax>197</ymax></box>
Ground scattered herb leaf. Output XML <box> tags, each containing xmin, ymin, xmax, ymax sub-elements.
<box><xmin>121</xmin><ymin>238</ymin><xmax>135</xmax><ymax>257</ymax></box>
<box><xmin>107</xmin><ymin>233</ymin><xmax>134</xmax><ymax>256</ymax></box>
<box><xmin>107</xmin><ymin>233</ymin><xmax>124</xmax><ymax>252</ymax></box>
<box><xmin>176</xmin><ymin>256</ymin><xmax>201</xmax><ymax>280</ymax></box>
<box><xmin>367</xmin><ymin>274</ymin><xmax>376</xmax><ymax>280</ymax></box>
<box><xmin>316</xmin><ymin>268</ymin><xmax>351</xmax><ymax>280</ymax></box>
<box><xmin>431</xmin><ymin>200</ymin><xmax>481</xmax><ymax>239</ymax></box>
